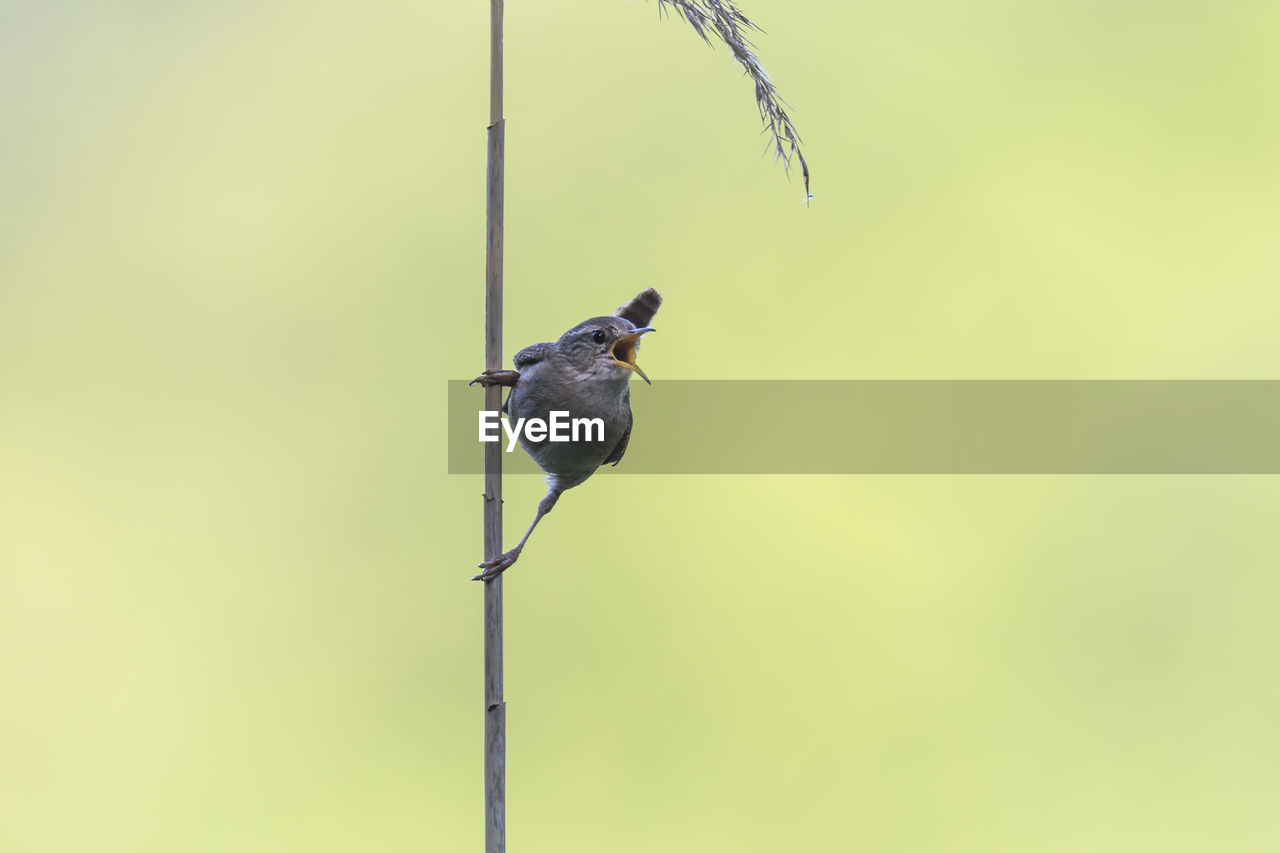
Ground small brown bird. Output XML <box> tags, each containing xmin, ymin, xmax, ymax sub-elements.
<box><xmin>471</xmin><ymin>289</ymin><xmax>662</xmax><ymax>581</ymax></box>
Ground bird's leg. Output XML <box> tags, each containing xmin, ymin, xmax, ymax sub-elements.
<box><xmin>470</xmin><ymin>370</ymin><xmax>520</xmax><ymax>387</ymax></box>
<box><xmin>472</xmin><ymin>489</ymin><xmax>562</xmax><ymax>581</ymax></box>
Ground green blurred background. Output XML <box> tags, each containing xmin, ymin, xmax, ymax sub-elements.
<box><xmin>4</xmin><ymin>1</ymin><xmax>1280</xmax><ymax>850</ymax></box>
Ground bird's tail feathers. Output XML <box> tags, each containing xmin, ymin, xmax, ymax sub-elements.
<box><xmin>614</xmin><ymin>288</ymin><xmax>662</xmax><ymax>328</ymax></box>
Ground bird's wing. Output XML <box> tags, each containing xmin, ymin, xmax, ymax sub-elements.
<box><xmin>602</xmin><ymin>387</ymin><xmax>633</xmax><ymax>467</ymax></box>
<box><xmin>504</xmin><ymin>342</ymin><xmax>552</xmax><ymax>415</ymax></box>
<box><xmin>513</xmin><ymin>342</ymin><xmax>552</xmax><ymax>368</ymax></box>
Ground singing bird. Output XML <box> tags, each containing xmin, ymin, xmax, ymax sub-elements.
<box><xmin>471</xmin><ymin>288</ymin><xmax>662</xmax><ymax>581</ymax></box>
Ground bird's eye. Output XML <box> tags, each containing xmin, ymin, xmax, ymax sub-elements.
<box><xmin>591</xmin><ymin>329</ymin><xmax>608</xmax><ymax>344</ymax></box>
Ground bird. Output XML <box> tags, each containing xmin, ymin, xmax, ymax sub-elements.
<box><xmin>470</xmin><ymin>288</ymin><xmax>662</xmax><ymax>581</ymax></box>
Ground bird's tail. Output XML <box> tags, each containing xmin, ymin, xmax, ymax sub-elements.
<box><xmin>614</xmin><ymin>288</ymin><xmax>663</xmax><ymax>328</ymax></box>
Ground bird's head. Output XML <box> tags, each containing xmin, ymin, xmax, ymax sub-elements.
<box><xmin>557</xmin><ymin>317</ymin><xmax>656</xmax><ymax>384</ymax></box>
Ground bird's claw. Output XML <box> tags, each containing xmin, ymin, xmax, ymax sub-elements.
<box><xmin>470</xmin><ymin>370</ymin><xmax>520</xmax><ymax>388</ymax></box>
<box><xmin>472</xmin><ymin>549</ymin><xmax>521</xmax><ymax>582</ymax></box>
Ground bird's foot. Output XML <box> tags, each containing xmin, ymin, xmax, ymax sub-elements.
<box><xmin>472</xmin><ymin>548</ymin><xmax>522</xmax><ymax>582</ymax></box>
<box><xmin>469</xmin><ymin>370</ymin><xmax>520</xmax><ymax>388</ymax></box>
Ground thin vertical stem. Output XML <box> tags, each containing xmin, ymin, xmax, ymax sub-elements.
<box><xmin>483</xmin><ymin>1</ymin><xmax>506</xmax><ymax>852</ymax></box>
<box><xmin>489</xmin><ymin>0</ymin><xmax>503</xmax><ymax>125</ymax></box>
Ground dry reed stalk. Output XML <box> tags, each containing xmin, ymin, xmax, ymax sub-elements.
<box><xmin>483</xmin><ymin>1</ymin><xmax>505</xmax><ymax>852</ymax></box>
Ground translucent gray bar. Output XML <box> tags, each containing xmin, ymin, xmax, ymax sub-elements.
<box><xmin>447</xmin><ymin>381</ymin><xmax>1280</xmax><ymax>474</ymax></box>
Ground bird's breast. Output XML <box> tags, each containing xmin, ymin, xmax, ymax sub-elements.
<box><xmin>505</xmin><ymin>361</ymin><xmax>631</xmax><ymax>479</ymax></box>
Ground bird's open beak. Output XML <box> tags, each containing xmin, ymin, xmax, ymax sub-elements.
<box><xmin>611</xmin><ymin>327</ymin><xmax>655</xmax><ymax>384</ymax></box>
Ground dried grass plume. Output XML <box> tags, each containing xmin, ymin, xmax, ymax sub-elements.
<box><xmin>652</xmin><ymin>0</ymin><xmax>810</xmax><ymax>198</ymax></box>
